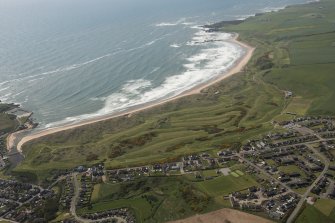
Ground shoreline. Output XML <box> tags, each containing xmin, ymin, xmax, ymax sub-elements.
<box><xmin>13</xmin><ymin>34</ymin><xmax>255</xmax><ymax>153</ymax></box>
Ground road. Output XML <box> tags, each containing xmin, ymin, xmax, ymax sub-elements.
<box><xmin>69</xmin><ymin>173</ymin><xmax>86</xmax><ymax>222</ymax></box>
<box><xmin>286</xmin><ymin>143</ymin><xmax>330</xmax><ymax>223</ymax></box>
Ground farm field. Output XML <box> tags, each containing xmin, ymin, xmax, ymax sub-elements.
<box><xmin>314</xmin><ymin>199</ymin><xmax>335</xmax><ymax>217</ymax></box>
<box><xmin>295</xmin><ymin>203</ymin><xmax>335</xmax><ymax>223</ymax></box>
<box><xmin>197</xmin><ymin>174</ymin><xmax>258</xmax><ymax>196</ymax></box>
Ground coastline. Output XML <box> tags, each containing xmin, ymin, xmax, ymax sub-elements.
<box><xmin>13</xmin><ymin>34</ymin><xmax>255</xmax><ymax>153</ymax></box>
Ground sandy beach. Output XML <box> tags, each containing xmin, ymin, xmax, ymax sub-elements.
<box><xmin>13</xmin><ymin>34</ymin><xmax>254</xmax><ymax>153</ymax></box>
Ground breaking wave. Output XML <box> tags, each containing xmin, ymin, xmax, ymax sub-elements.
<box><xmin>155</xmin><ymin>17</ymin><xmax>196</xmax><ymax>27</ymax></box>
<box><xmin>170</xmin><ymin>43</ymin><xmax>181</xmax><ymax>48</ymax></box>
<box><xmin>45</xmin><ymin>27</ymin><xmax>246</xmax><ymax>128</ymax></box>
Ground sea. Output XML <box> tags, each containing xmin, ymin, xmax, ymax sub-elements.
<box><xmin>0</xmin><ymin>0</ymin><xmax>311</xmax><ymax>129</ymax></box>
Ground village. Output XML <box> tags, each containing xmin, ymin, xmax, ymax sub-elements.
<box><xmin>0</xmin><ymin>178</ymin><xmax>56</xmax><ymax>222</ymax></box>
<box><xmin>0</xmin><ymin>115</ymin><xmax>334</xmax><ymax>223</ymax></box>
<box><xmin>57</xmin><ymin>116</ymin><xmax>335</xmax><ymax>222</ymax></box>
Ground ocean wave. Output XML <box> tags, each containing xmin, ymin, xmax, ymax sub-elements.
<box><xmin>28</xmin><ymin>77</ymin><xmax>46</xmax><ymax>83</ymax></box>
<box><xmin>45</xmin><ymin>29</ymin><xmax>246</xmax><ymax>129</ymax></box>
<box><xmin>234</xmin><ymin>14</ymin><xmax>256</xmax><ymax>21</ymax></box>
<box><xmin>186</xmin><ymin>30</ymin><xmax>233</xmax><ymax>46</ymax></box>
<box><xmin>155</xmin><ymin>22</ymin><xmax>180</xmax><ymax>27</ymax></box>
<box><xmin>123</xmin><ymin>36</ymin><xmax>168</xmax><ymax>53</ymax></box>
<box><xmin>10</xmin><ymin>90</ymin><xmax>26</xmax><ymax>98</ymax></box>
<box><xmin>155</xmin><ymin>18</ymin><xmax>194</xmax><ymax>27</ymax></box>
<box><xmin>0</xmin><ymin>93</ymin><xmax>12</xmax><ymax>102</ymax></box>
<box><xmin>121</xmin><ymin>79</ymin><xmax>152</xmax><ymax>95</ymax></box>
<box><xmin>181</xmin><ymin>22</ymin><xmax>195</xmax><ymax>26</ymax></box>
<box><xmin>90</xmin><ymin>97</ymin><xmax>106</xmax><ymax>102</ymax></box>
<box><xmin>260</xmin><ymin>6</ymin><xmax>287</xmax><ymax>13</ymax></box>
<box><xmin>0</xmin><ymin>86</ymin><xmax>10</xmax><ymax>92</ymax></box>
<box><xmin>0</xmin><ymin>37</ymin><xmax>168</xmax><ymax>88</ymax></box>
<box><xmin>170</xmin><ymin>43</ymin><xmax>181</xmax><ymax>48</ymax></box>
<box><xmin>150</xmin><ymin>67</ymin><xmax>161</xmax><ymax>74</ymax></box>
<box><xmin>0</xmin><ymin>53</ymin><xmax>112</xmax><ymax>86</ymax></box>
<box><xmin>0</xmin><ymin>80</ymin><xmax>10</xmax><ymax>86</ymax></box>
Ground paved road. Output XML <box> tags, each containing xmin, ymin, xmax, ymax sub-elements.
<box><xmin>286</xmin><ymin>144</ymin><xmax>330</xmax><ymax>223</ymax></box>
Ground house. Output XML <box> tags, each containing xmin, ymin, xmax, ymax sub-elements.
<box><xmin>289</xmin><ymin>172</ymin><xmax>301</xmax><ymax>178</ymax></box>
<box><xmin>217</xmin><ymin>150</ymin><xmax>232</xmax><ymax>157</ymax></box>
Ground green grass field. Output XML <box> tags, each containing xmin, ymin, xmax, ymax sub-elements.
<box><xmin>81</xmin><ymin>173</ymin><xmax>258</xmax><ymax>222</ymax></box>
<box><xmin>79</xmin><ymin>197</ymin><xmax>153</xmax><ymax>221</ymax></box>
<box><xmin>91</xmin><ymin>183</ymin><xmax>121</xmax><ymax>203</ymax></box>
<box><xmin>296</xmin><ymin>198</ymin><xmax>335</xmax><ymax>223</ymax></box>
<box><xmin>226</xmin><ymin>0</ymin><xmax>335</xmax><ymax>116</ymax></box>
<box><xmin>278</xmin><ymin>165</ymin><xmax>306</xmax><ymax>177</ymax></box>
<box><xmin>296</xmin><ymin>204</ymin><xmax>335</xmax><ymax>223</ymax></box>
<box><xmin>197</xmin><ymin>174</ymin><xmax>258</xmax><ymax>196</ymax></box>
<box><xmin>235</xmin><ymin>170</ymin><xmax>244</xmax><ymax>176</ymax></box>
<box><xmin>78</xmin><ymin>176</ymin><xmax>225</xmax><ymax>223</ymax></box>
<box><xmin>314</xmin><ymin>199</ymin><xmax>335</xmax><ymax>217</ymax></box>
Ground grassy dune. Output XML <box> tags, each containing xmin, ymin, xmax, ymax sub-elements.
<box><xmin>13</xmin><ymin>0</ymin><xmax>335</xmax><ymax>184</ymax></box>
<box><xmin>0</xmin><ymin>113</ymin><xmax>18</xmax><ymax>134</ymax></box>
